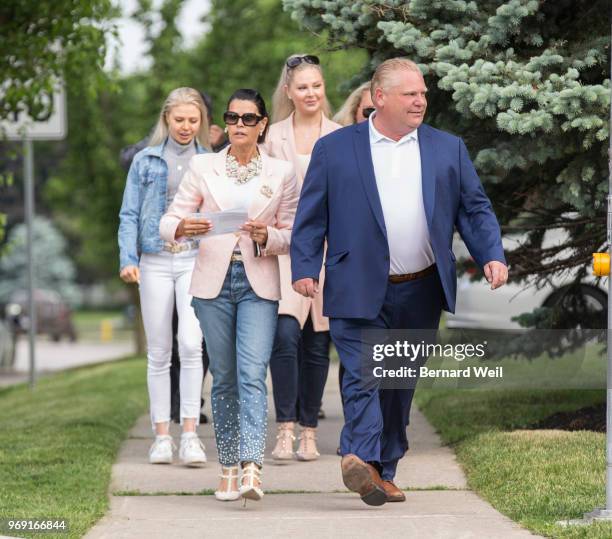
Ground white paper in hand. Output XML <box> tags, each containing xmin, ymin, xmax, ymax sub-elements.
<box><xmin>190</xmin><ymin>210</ymin><xmax>248</xmax><ymax>238</ymax></box>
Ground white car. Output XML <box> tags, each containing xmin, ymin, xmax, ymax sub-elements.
<box><xmin>446</xmin><ymin>232</ymin><xmax>607</xmax><ymax>330</ymax></box>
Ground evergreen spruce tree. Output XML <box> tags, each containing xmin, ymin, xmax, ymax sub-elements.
<box><xmin>284</xmin><ymin>0</ymin><xmax>610</xmax><ymax>294</ymax></box>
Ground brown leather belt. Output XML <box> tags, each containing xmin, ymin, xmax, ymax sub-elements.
<box><xmin>389</xmin><ymin>264</ymin><xmax>436</xmax><ymax>284</ymax></box>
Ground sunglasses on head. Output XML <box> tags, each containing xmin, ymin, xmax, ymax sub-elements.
<box><xmin>286</xmin><ymin>55</ymin><xmax>320</xmax><ymax>69</ymax></box>
<box><xmin>223</xmin><ymin>111</ymin><xmax>263</xmax><ymax>127</ymax></box>
<box><xmin>362</xmin><ymin>107</ymin><xmax>375</xmax><ymax>119</ymax></box>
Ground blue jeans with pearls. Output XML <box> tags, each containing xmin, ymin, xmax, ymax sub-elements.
<box><xmin>191</xmin><ymin>262</ymin><xmax>278</xmax><ymax>466</ymax></box>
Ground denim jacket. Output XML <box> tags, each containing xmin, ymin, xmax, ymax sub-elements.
<box><xmin>118</xmin><ymin>139</ymin><xmax>208</xmax><ymax>270</ymax></box>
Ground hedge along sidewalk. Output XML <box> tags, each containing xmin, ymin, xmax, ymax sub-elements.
<box><xmin>0</xmin><ymin>357</ymin><xmax>147</xmax><ymax>539</ymax></box>
<box><xmin>415</xmin><ymin>388</ymin><xmax>612</xmax><ymax>539</ymax></box>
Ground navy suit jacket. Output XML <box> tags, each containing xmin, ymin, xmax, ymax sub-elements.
<box><xmin>290</xmin><ymin>121</ymin><xmax>505</xmax><ymax>319</ymax></box>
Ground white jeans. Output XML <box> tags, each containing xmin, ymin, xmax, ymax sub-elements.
<box><xmin>139</xmin><ymin>251</ymin><xmax>203</xmax><ymax>428</ymax></box>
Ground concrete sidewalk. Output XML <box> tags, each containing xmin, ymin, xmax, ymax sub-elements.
<box><xmin>86</xmin><ymin>364</ymin><xmax>539</xmax><ymax>538</ymax></box>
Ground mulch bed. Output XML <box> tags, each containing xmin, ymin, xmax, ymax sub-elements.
<box><xmin>530</xmin><ymin>403</ymin><xmax>605</xmax><ymax>432</ymax></box>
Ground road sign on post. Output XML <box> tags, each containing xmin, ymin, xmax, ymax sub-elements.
<box><xmin>1</xmin><ymin>82</ymin><xmax>67</xmax><ymax>389</ymax></box>
<box><xmin>0</xmin><ymin>84</ymin><xmax>67</xmax><ymax>141</ymax></box>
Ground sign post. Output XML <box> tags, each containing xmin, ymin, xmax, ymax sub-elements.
<box><xmin>1</xmin><ymin>84</ymin><xmax>67</xmax><ymax>388</ymax></box>
<box><xmin>23</xmin><ymin>139</ymin><xmax>35</xmax><ymax>387</ymax></box>
<box><xmin>584</xmin><ymin>13</ymin><xmax>612</xmax><ymax>521</ymax></box>
<box><xmin>568</xmin><ymin>13</ymin><xmax>612</xmax><ymax>526</ymax></box>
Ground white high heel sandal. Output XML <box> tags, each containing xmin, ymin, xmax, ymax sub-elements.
<box><xmin>239</xmin><ymin>462</ymin><xmax>264</xmax><ymax>501</ymax></box>
<box><xmin>214</xmin><ymin>465</ymin><xmax>240</xmax><ymax>501</ymax></box>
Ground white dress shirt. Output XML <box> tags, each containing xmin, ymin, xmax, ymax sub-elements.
<box><xmin>368</xmin><ymin>113</ymin><xmax>435</xmax><ymax>275</ymax></box>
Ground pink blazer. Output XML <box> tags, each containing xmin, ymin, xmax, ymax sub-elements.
<box><xmin>159</xmin><ymin>147</ymin><xmax>298</xmax><ymax>301</ymax></box>
<box><xmin>263</xmin><ymin>113</ymin><xmax>342</xmax><ymax>331</ymax></box>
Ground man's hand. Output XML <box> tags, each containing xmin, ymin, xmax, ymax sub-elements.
<box><xmin>120</xmin><ymin>265</ymin><xmax>140</xmax><ymax>284</ymax></box>
<box><xmin>292</xmin><ymin>278</ymin><xmax>319</xmax><ymax>298</ymax></box>
<box><xmin>483</xmin><ymin>261</ymin><xmax>508</xmax><ymax>290</ymax></box>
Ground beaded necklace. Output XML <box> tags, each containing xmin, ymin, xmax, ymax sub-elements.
<box><xmin>226</xmin><ymin>152</ymin><xmax>262</xmax><ymax>185</ymax></box>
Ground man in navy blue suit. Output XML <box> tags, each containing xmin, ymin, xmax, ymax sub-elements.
<box><xmin>291</xmin><ymin>58</ymin><xmax>508</xmax><ymax>506</ymax></box>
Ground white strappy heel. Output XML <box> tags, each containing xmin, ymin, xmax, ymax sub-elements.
<box><xmin>239</xmin><ymin>462</ymin><xmax>264</xmax><ymax>501</ymax></box>
<box><xmin>214</xmin><ymin>465</ymin><xmax>240</xmax><ymax>501</ymax></box>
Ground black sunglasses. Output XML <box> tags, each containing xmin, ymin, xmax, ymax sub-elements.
<box><xmin>286</xmin><ymin>55</ymin><xmax>320</xmax><ymax>69</ymax></box>
<box><xmin>223</xmin><ymin>111</ymin><xmax>263</xmax><ymax>127</ymax></box>
<box><xmin>362</xmin><ymin>107</ymin><xmax>375</xmax><ymax>119</ymax></box>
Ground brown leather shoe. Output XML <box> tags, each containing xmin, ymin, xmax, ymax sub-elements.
<box><xmin>382</xmin><ymin>480</ymin><xmax>406</xmax><ymax>502</ymax></box>
<box><xmin>341</xmin><ymin>454</ymin><xmax>387</xmax><ymax>506</ymax></box>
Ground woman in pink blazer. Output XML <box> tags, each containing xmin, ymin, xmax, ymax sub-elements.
<box><xmin>160</xmin><ymin>89</ymin><xmax>298</xmax><ymax>503</ymax></box>
<box><xmin>265</xmin><ymin>54</ymin><xmax>342</xmax><ymax>461</ymax></box>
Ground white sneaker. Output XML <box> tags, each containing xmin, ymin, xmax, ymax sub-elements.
<box><xmin>179</xmin><ymin>432</ymin><xmax>207</xmax><ymax>466</ymax></box>
<box><xmin>149</xmin><ymin>435</ymin><xmax>174</xmax><ymax>464</ymax></box>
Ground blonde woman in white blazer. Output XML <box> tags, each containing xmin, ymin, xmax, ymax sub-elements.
<box><xmin>265</xmin><ymin>54</ymin><xmax>342</xmax><ymax>462</ymax></box>
<box><xmin>160</xmin><ymin>89</ymin><xmax>298</xmax><ymax>502</ymax></box>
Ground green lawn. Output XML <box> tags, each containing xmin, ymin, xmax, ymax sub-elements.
<box><xmin>0</xmin><ymin>358</ymin><xmax>147</xmax><ymax>539</ymax></box>
<box><xmin>415</xmin><ymin>388</ymin><xmax>612</xmax><ymax>538</ymax></box>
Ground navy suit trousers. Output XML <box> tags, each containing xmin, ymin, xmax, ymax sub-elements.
<box><xmin>330</xmin><ymin>270</ymin><xmax>444</xmax><ymax>480</ymax></box>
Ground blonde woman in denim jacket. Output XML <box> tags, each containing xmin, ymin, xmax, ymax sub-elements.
<box><xmin>118</xmin><ymin>87</ymin><xmax>211</xmax><ymax>466</ymax></box>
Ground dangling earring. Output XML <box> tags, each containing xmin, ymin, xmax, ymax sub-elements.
<box><xmin>224</xmin><ymin>127</ymin><xmax>228</xmax><ymax>133</ymax></box>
